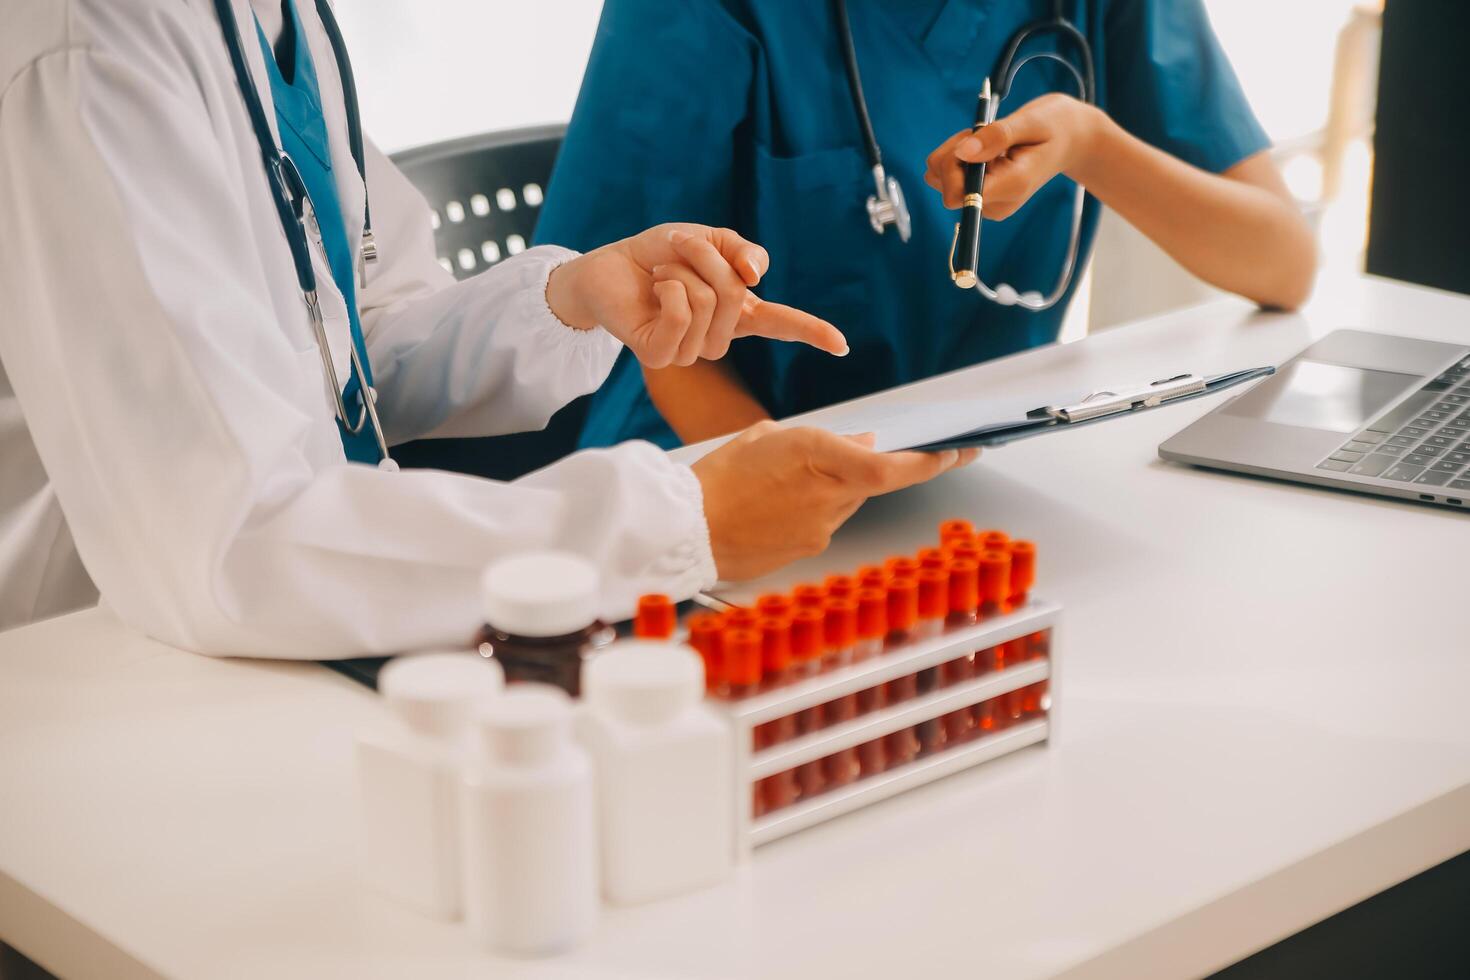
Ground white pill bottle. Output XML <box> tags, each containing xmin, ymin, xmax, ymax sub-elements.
<box><xmin>580</xmin><ymin>641</ymin><xmax>733</xmax><ymax>905</ymax></box>
<box><xmin>461</xmin><ymin>685</ymin><xmax>598</xmax><ymax>956</ymax></box>
<box><xmin>355</xmin><ymin>652</ymin><xmax>504</xmax><ymax>919</ymax></box>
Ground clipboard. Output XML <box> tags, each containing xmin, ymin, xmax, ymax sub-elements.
<box><xmin>907</xmin><ymin>366</ymin><xmax>1275</xmax><ymax>452</ymax></box>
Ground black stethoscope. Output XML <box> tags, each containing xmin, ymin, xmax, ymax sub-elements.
<box><xmin>834</xmin><ymin>0</ymin><xmax>1096</xmax><ymax>310</ymax></box>
<box><xmin>211</xmin><ymin>0</ymin><xmax>396</xmax><ymax>467</ymax></box>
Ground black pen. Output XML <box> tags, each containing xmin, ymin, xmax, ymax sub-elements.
<box><xmin>949</xmin><ymin>77</ymin><xmax>994</xmax><ymax>289</ymax></box>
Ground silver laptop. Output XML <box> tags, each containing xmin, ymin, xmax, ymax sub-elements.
<box><xmin>1160</xmin><ymin>330</ymin><xmax>1470</xmax><ymax>509</ymax></box>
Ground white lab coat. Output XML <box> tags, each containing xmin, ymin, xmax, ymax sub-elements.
<box><xmin>0</xmin><ymin>0</ymin><xmax>716</xmax><ymax>653</ymax></box>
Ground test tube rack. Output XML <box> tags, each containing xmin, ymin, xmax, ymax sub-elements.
<box><xmin>710</xmin><ymin>597</ymin><xmax>1059</xmax><ymax>856</ymax></box>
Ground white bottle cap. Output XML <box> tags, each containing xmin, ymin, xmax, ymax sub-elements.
<box><xmin>378</xmin><ymin>652</ymin><xmax>505</xmax><ymax>740</ymax></box>
<box><xmin>481</xmin><ymin>551</ymin><xmax>600</xmax><ymax>637</ymax></box>
<box><xmin>583</xmin><ymin>642</ymin><xmax>703</xmax><ymax>727</ymax></box>
<box><xmin>479</xmin><ymin>685</ymin><xmax>573</xmax><ymax>766</ymax></box>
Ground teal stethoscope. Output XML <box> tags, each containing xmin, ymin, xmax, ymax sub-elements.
<box><xmin>833</xmin><ymin>0</ymin><xmax>1096</xmax><ymax>311</ymax></box>
<box><xmin>211</xmin><ymin>0</ymin><xmax>397</xmax><ymax>469</ymax></box>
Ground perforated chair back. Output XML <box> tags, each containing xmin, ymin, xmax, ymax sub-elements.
<box><xmin>388</xmin><ymin>125</ymin><xmax>592</xmax><ymax>481</ymax></box>
<box><xmin>390</xmin><ymin>124</ymin><xmax>564</xmax><ymax>281</ymax></box>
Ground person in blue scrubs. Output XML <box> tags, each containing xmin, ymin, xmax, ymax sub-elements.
<box><xmin>536</xmin><ymin>0</ymin><xmax>1314</xmax><ymax>449</ymax></box>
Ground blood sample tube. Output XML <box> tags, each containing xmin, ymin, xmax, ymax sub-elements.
<box><xmin>760</xmin><ymin>769</ymin><xmax>800</xmax><ymax>814</ymax></box>
<box><xmin>914</xmin><ymin>568</ymin><xmax>950</xmax><ymax>754</ymax></box>
<box><xmin>633</xmin><ymin>594</ymin><xmax>676</xmax><ymax>639</ymax></box>
<box><xmin>939</xmin><ymin>518</ymin><xmax>974</xmax><ymax>545</ymax></box>
<box><xmin>686</xmin><ymin>612</ymin><xmax>725</xmax><ymax>694</ymax></box>
<box><xmin>756</xmin><ymin>616</ymin><xmax>798</xmax><ymax>749</ymax></box>
<box><xmin>975</xmin><ymin>549</ymin><xmax>1012</xmax><ymax>674</ymax></box>
<box><xmin>1006</xmin><ymin>539</ymin><xmax>1041</xmax><ymax>681</ymax></box>
<box><xmin>724</xmin><ymin>606</ymin><xmax>760</xmax><ymax>633</ymax></box>
<box><xmin>824</xmin><ymin>574</ymin><xmax>857</xmax><ymax>601</ymax></box>
<box><xmin>855</xmin><ymin>564</ymin><xmax>888</xmax><ymax>589</ymax></box>
<box><xmin>856</xmin><ymin>588</ymin><xmax>888</xmax><ymax>749</ymax></box>
<box><xmin>941</xmin><ymin>558</ymin><xmax>980</xmax><ymax>743</ymax></box>
<box><xmin>854</xmin><ymin>586</ymin><xmax>888</xmax><ymax>718</ymax></box>
<box><xmin>822</xmin><ymin>598</ymin><xmax>862</xmax><ymax>788</ymax></box>
<box><xmin>1007</xmin><ymin>540</ymin><xmax>1036</xmax><ymax>607</ymax></box>
<box><xmin>790</xmin><ymin>608</ymin><xmax>826</xmax><ymax>734</ymax></box>
<box><xmin>884</xmin><ymin>556</ymin><xmax>919</xmax><ymax>581</ymax></box>
<box><xmin>721</xmin><ymin>628</ymin><xmax>762</xmax><ymax>700</ymax></box>
<box><xmin>882</xmin><ymin>577</ymin><xmax>922</xmax><ymax>767</ymax></box>
<box><xmin>978</xmin><ymin>529</ymin><xmax>1010</xmax><ymax>551</ymax></box>
<box><xmin>916</xmin><ymin>547</ymin><xmax>948</xmax><ymax>572</ymax></box>
<box><xmin>943</xmin><ymin>538</ymin><xmax>980</xmax><ymax>563</ymax></box>
<box><xmin>757</xmin><ymin>615</ymin><xmax>796</xmax><ymax>737</ymax></box>
<box><xmin>792</xmin><ymin>607</ymin><xmax>830</xmax><ymax>796</ymax></box>
<box><xmin>793</xmin><ymin>583</ymin><xmax>828</xmax><ymax>611</ymax></box>
<box><xmin>756</xmin><ymin>593</ymin><xmax>794</xmax><ymax>620</ymax></box>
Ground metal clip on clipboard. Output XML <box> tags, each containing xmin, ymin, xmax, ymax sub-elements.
<box><xmin>904</xmin><ymin>366</ymin><xmax>1274</xmax><ymax>453</ymax></box>
<box><xmin>1026</xmin><ymin>373</ymin><xmax>1208</xmax><ymax>423</ymax></box>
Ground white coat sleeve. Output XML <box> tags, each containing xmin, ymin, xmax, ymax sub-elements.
<box><xmin>355</xmin><ymin>139</ymin><xmax>623</xmax><ymax>443</ymax></box>
<box><xmin>0</xmin><ymin>34</ymin><xmax>716</xmax><ymax>659</ymax></box>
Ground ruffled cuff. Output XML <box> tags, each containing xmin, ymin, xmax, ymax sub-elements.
<box><xmin>654</xmin><ymin>457</ymin><xmax>719</xmax><ymax>595</ymax></box>
<box><xmin>513</xmin><ymin>244</ymin><xmax>624</xmax><ymax>380</ymax></box>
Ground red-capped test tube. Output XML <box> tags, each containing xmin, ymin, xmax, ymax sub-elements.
<box><xmin>822</xmin><ymin>597</ymin><xmax>862</xmax><ymax>788</ymax></box>
<box><xmin>944</xmin><ymin>538</ymin><xmax>980</xmax><ymax>563</ymax></box>
<box><xmin>722</xmin><ymin>628</ymin><xmax>763</xmax><ymax>700</ymax></box>
<box><xmin>854</xmin><ymin>586</ymin><xmax>888</xmax><ymax>718</ymax></box>
<box><xmin>790</xmin><ymin>607</ymin><xmax>826</xmax><ymax>734</ymax></box>
<box><xmin>757</xmin><ymin>616</ymin><xmax>798</xmax><ymax>748</ymax></box>
<box><xmin>824</xmin><ymin>574</ymin><xmax>857</xmax><ymax>602</ymax></box>
<box><xmin>916</xmin><ymin>547</ymin><xmax>948</xmax><ymax>572</ymax></box>
<box><xmin>791</xmin><ymin>606</ymin><xmax>830</xmax><ymax>798</ymax></box>
<box><xmin>793</xmin><ymin>583</ymin><xmax>829</xmax><ymax>611</ymax></box>
<box><xmin>977</xmin><ymin>529</ymin><xmax>1010</xmax><ymax>552</ymax></box>
<box><xmin>884</xmin><ymin>556</ymin><xmax>919</xmax><ymax>581</ymax></box>
<box><xmin>939</xmin><ymin>518</ymin><xmax>974</xmax><ymax>545</ymax></box>
<box><xmin>914</xmin><ymin>568</ymin><xmax>950</xmax><ymax>754</ymax></box>
<box><xmin>756</xmin><ymin>593</ymin><xmax>794</xmax><ymax>620</ymax></box>
<box><xmin>976</xmin><ymin>549</ymin><xmax>1012</xmax><ymax>673</ymax></box>
<box><xmin>634</xmin><ymin>594</ymin><xmax>676</xmax><ymax>639</ymax></box>
<box><xmin>855</xmin><ymin>564</ymin><xmax>889</xmax><ymax>590</ymax></box>
<box><xmin>882</xmin><ymin>576</ymin><xmax>922</xmax><ymax>767</ymax></box>
<box><xmin>686</xmin><ymin>612</ymin><xmax>725</xmax><ymax>694</ymax></box>
<box><xmin>724</xmin><ymin>606</ymin><xmax>760</xmax><ymax>632</ymax></box>
<box><xmin>942</xmin><ymin>558</ymin><xmax>980</xmax><ymax>742</ymax></box>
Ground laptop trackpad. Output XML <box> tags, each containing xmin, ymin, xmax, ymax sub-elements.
<box><xmin>1222</xmin><ymin>360</ymin><xmax>1419</xmax><ymax>433</ymax></box>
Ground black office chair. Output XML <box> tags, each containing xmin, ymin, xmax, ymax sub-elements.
<box><xmin>387</xmin><ymin>124</ymin><xmax>593</xmax><ymax>481</ymax></box>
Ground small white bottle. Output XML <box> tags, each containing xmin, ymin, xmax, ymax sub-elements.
<box><xmin>461</xmin><ymin>685</ymin><xmax>598</xmax><ymax>956</ymax></box>
<box><xmin>355</xmin><ymin>652</ymin><xmax>504</xmax><ymax>920</ymax></box>
<box><xmin>579</xmin><ymin>641</ymin><xmax>733</xmax><ymax>905</ymax></box>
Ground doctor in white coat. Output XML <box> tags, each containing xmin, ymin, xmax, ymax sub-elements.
<box><xmin>0</xmin><ymin>0</ymin><xmax>968</xmax><ymax>653</ymax></box>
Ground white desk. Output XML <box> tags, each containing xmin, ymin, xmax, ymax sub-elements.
<box><xmin>3</xmin><ymin>275</ymin><xmax>1468</xmax><ymax>980</ymax></box>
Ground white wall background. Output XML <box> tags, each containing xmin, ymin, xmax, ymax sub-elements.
<box><xmin>336</xmin><ymin>0</ymin><xmax>604</xmax><ymax>153</ymax></box>
<box><xmin>339</xmin><ymin>0</ymin><xmax>1363</xmax><ymax>153</ymax></box>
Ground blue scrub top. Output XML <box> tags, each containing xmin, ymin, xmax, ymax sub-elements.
<box><xmin>536</xmin><ymin>0</ymin><xmax>1269</xmax><ymax>450</ymax></box>
<box><xmin>255</xmin><ymin>0</ymin><xmax>381</xmax><ymax>464</ymax></box>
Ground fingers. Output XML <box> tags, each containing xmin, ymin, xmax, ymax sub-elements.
<box><xmin>803</xmin><ymin>429</ymin><xmax>963</xmax><ymax>495</ymax></box>
<box><xmin>668</xmin><ymin>230</ymin><xmax>750</xmax><ymax>359</ymax></box>
<box><xmin>639</xmin><ymin>279</ymin><xmax>690</xmax><ymax>369</ymax></box>
<box><xmin>956</xmin><ymin>107</ymin><xmax>1049</xmax><ymax>164</ymax></box>
<box><xmin>651</xmin><ymin>263</ymin><xmax>714</xmax><ymax>366</ymax></box>
<box><xmin>696</xmin><ymin>226</ymin><xmax>771</xmax><ymax>287</ymax></box>
<box><xmin>736</xmin><ymin>294</ymin><xmax>849</xmax><ymax>356</ymax></box>
<box><xmin>978</xmin><ymin>146</ymin><xmax>1051</xmax><ymax>221</ymax></box>
<box><xmin>924</xmin><ymin>128</ymin><xmax>972</xmax><ymax>210</ymax></box>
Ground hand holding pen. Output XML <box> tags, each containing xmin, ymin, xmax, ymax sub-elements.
<box><xmin>944</xmin><ymin>78</ymin><xmax>994</xmax><ymax>289</ymax></box>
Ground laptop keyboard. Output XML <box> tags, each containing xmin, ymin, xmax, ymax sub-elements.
<box><xmin>1316</xmin><ymin>356</ymin><xmax>1470</xmax><ymax>491</ymax></box>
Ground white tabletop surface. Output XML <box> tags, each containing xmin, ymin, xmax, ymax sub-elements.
<box><xmin>3</xmin><ymin>274</ymin><xmax>1469</xmax><ymax>980</ymax></box>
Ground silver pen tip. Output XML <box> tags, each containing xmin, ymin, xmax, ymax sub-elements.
<box><xmin>981</xmin><ymin>77</ymin><xmax>992</xmax><ymax>100</ymax></box>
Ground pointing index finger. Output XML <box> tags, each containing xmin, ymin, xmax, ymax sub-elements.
<box><xmin>735</xmin><ymin>294</ymin><xmax>848</xmax><ymax>356</ymax></box>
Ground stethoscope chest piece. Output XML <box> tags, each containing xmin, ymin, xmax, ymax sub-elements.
<box><xmin>866</xmin><ymin>165</ymin><xmax>912</xmax><ymax>242</ymax></box>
